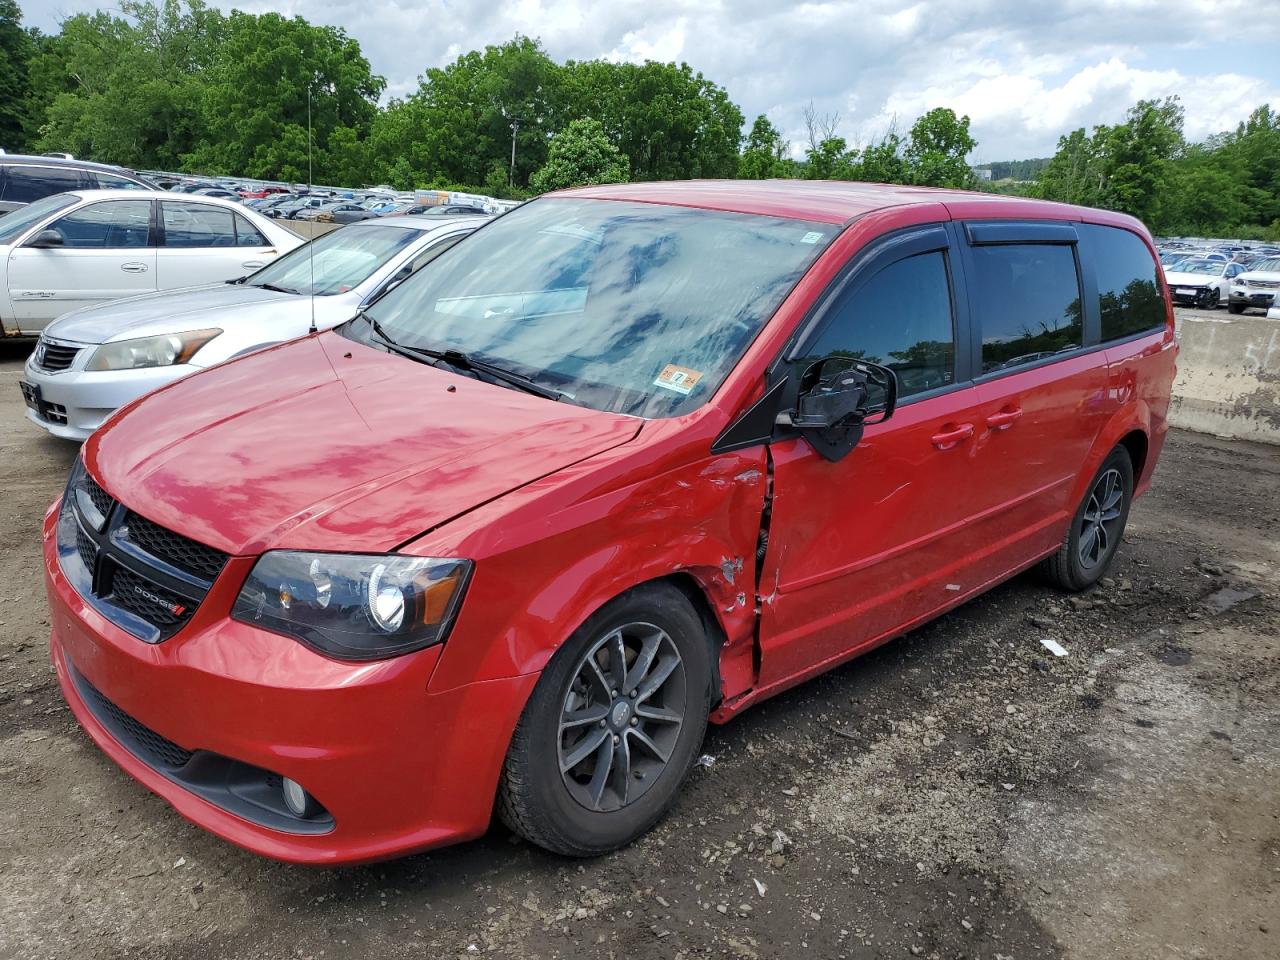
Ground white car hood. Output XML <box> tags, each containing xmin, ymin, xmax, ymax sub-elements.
<box><xmin>43</xmin><ymin>283</ymin><xmax>305</xmax><ymax>344</ymax></box>
<box><xmin>1164</xmin><ymin>270</ymin><xmax>1220</xmax><ymax>286</ymax></box>
<box><xmin>1237</xmin><ymin>270</ymin><xmax>1280</xmax><ymax>283</ymax></box>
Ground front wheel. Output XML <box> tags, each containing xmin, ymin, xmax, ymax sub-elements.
<box><xmin>498</xmin><ymin>582</ymin><xmax>712</xmax><ymax>856</ymax></box>
<box><xmin>1040</xmin><ymin>446</ymin><xmax>1134</xmax><ymax>591</ymax></box>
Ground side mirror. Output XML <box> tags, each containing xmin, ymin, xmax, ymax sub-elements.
<box><xmin>28</xmin><ymin>229</ymin><xmax>64</xmax><ymax>248</ymax></box>
<box><xmin>787</xmin><ymin>356</ymin><xmax>897</xmax><ymax>461</ymax></box>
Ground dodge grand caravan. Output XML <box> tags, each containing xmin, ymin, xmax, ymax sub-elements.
<box><xmin>43</xmin><ymin>181</ymin><xmax>1177</xmax><ymax>863</ymax></box>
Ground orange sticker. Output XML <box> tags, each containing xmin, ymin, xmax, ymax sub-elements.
<box><xmin>653</xmin><ymin>364</ymin><xmax>704</xmax><ymax>395</ymax></box>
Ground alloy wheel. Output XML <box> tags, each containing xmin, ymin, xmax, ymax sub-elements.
<box><xmin>1078</xmin><ymin>467</ymin><xmax>1125</xmax><ymax>570</ymax></box>
<box><xmin>557</xmin><ymin>622</ymin><xmax>687</xmax><ymax>813</ymax></box>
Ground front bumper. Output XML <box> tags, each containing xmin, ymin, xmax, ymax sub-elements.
<box><xmin>43</xmin><ymin>505</ymin><xmax>536</xmax><ymax>864</ymax></box>
<box><xmin>1229</xmin><ymin>289</ymin><xmax>1277</xmax><ymax>308</ymax></box>
<box><xmin>22</xmin><ymin>354</ymin><xmax>194</xmax><ymax>441</ymax></box>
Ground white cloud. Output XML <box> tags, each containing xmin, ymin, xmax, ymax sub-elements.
<box><xmin>21</xmin><ymin>0</ymin><xmax>1280</xmax><ymax>159</ymax></box>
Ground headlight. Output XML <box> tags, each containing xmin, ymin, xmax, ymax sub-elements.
<box><xmin>231</xmin><ymin>551</ymin><xmax>471</xmax><ymax>660</ymax></box>
<box><xmin>86</xmin><ymin>328</ymin><xmax>222</xmax><ymax>371</ymax></box>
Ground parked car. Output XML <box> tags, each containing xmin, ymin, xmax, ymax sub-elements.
<box><xmin>192</xmin><ymin>187</ymin><xmax>242</xmax><ymax>201</ymax></box>
<box><xmin>315</xmin><ymin>203</ymin><xmax>378</xmax><ymax>224</ymax></box>
<box><xmin>20</xmin><ymin>215</ymin><xmax>484</xmax><ymax>440</ymax></box>
<box><xmin>0</xmin><ymin>190</ymin><xmax>301</xmax><ymax>338</ymax></box>
<box><xmin>393</xmin><ymin>203</ymin><xmax>486</xmax><ymax>217</ymax></box>
<box><xmin>1228</xmin><ymin>256</ymin><xmax>1280</xmax><ymax>314</ymax></box>
<box><xmin>42</xmin><ymin>181</ymin><xmax>1175</xmax><ymax>864</ymax></box>
<box><xmin>0</xmin><ymin>154</ymin><xmax>153</xmax><ymax>216</ymax></box>
<box><xmin>1163</xmin><ymin>258</ymin><xmax>1244</xmax><ymax>308</ymax></box>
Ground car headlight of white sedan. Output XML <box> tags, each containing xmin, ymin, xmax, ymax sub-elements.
<box><xmin>86</xmin><ymin>329</ymin><xmax>222</xmax><ymax>371</ymax></box>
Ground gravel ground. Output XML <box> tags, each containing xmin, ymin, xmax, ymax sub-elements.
<box><xmin>0</xmin><ymin>333</ymin><xmax>1277</xmax><ymax>960</ymax></box>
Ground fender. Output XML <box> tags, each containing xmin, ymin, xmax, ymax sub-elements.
<box><xmin>419</xmin><ymin>435</ymin><xmax>768</xmax><ymax>699</ymax></box>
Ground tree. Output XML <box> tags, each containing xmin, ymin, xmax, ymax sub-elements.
<box><xmin>31</xmin><ymin>1</ymin><xmax>226</xmax><ymax>169</ymax></box>
<box><xmin>0</xmin><ymin>0</ymin><xmax>32</xmax><ymax>150</ymax></box>
<box><xmin>560</xmin><ymin>59</ymin><xmax>743</xmax><ymax>181</ymax></box>
<box><xmin>904</xmin><ymin>107</ymin><xmax>976</xmax><ymax>188</ymax></box>
<box><xmin>370</xmin><ymin>37</ymin><xmax>560</xmax><ymax>191</ymax></box>
<box><xmin>738</xmin><ymin>114</ymin><xmax>795</xmax><ymax>179</ymax></box>
<box><xmin>530</xmin><ymin>118</ymin><xmax>629</xmax><ymax>192</ymax></box>
<box><xmin>183</xmin><ymin>10</ymin><xmax>383</xmax><ymax>181</ymax></box>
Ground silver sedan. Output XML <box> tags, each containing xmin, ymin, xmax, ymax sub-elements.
<box><xmin>20</xmin><ymin>215</ymin><xmax>485</xmax><ymax>440</ymax></box>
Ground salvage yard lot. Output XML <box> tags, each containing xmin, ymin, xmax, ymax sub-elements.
<box><xmin>0</xmin><ymin>334</ymin><xmax>1277</xmax><ymax>960</ymax></box>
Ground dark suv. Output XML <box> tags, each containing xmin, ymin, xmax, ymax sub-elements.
<box><xmin>0</xmin><ymin>154</ymin><xmax>154</xmax><ymax>216</ymax></box>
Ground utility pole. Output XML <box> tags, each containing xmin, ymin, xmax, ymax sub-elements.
<box><xmin>508</xmin><ymin>117</ymin><xmax>522</xmax><ymax>188</ymax></box>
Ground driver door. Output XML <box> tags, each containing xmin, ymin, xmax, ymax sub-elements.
<box><xmin>756</xmin><ymin>226</ymin><xmax>996</xmax><ymax>687</ymax></box>
<box><xmin>6</xmin><ymin>198</ymin><xmax>156</xmax><ymax>334</ymax></box>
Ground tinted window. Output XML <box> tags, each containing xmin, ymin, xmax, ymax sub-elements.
<box><xmin>162</xmin><ymin>201</ymin><xmax>236</xmax><ymax>247</ymax></box>
<box><xmin>49</xmin><ymin>200</ymin><xmax>151</xmax><ymax>248</ymax></box>
<box><xmin>971</xmin><ymin>244</ymin><xmax>1082</xmax><ymax>373</ymax></box>
<box><xmin>804</xmin><ymin>251</ymin><xmax>955</xmax><ymax>400</ymax></box>
<box><xmin>234</xmin><ymin>214</ymin><xmax>268</xmax><ymax>247</ymax></box>
<box><xmin>3</xmin><ymin>165</ymin><xmax>83</xmax><ymax>204</ymax></box>
<box><xmin>1082</xmin><ymin>224</ymin><xmax>1165</xmax><ymax>341</ymax></box>
<box><xmin>90</xmin><ymin>172</ymin><xmax>146</xmax><ymax>190</ymax></box>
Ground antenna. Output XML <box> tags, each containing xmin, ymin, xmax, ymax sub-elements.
<box><xmin>307</xmin><ymin>86</ymin><xmax>317</xmax><ymax>335</ymax></box>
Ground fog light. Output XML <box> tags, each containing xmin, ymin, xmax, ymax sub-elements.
<box><xmin>281</xmin><ymin>777</ymin><xmax>320</xmax><ymax>818</ymax></box>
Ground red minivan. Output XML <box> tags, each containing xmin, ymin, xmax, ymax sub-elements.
<box><xmin>42</xmin><ymin>181</ymin><xmax>1177</xmax><ymax>863</ymax></box>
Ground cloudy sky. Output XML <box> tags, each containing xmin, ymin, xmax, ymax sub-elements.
<box><xmin>23</xmin><ymin>0</ymin><xmax>1280</xmax><ymax>161</ymax></box>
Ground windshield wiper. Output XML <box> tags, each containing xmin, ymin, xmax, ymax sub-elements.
<box><xmin>253</xmin><ymin>282</ymin><xmax>302</xmax><ymax>295</ymax></box>
<box><xmin>359</xmin><ymin>311</ymin><xmax>565</xmax><ymax>402</ymax></box>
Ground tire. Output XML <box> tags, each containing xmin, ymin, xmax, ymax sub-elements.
<box><xmin>1040</xmin><ymin>446</ymin><xmax>1134</xmax><ymax>592</ymax></box>
<box><xmin>497</xmin><ymin>582</ymin><xmax>712</xmax><ymax>856</ymax></box>
<box><xmin>1204</xmin><ymin>288</ymin><xmax>1221</xmax><ymax>309</ymax></box>
<box><xmin>1228</xmin><ymin>301</ymin><xmax>1245</xmax><ymax>315</ymax></box>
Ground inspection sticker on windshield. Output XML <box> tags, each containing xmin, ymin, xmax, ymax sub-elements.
<box><xmin>654</xmin><ymin>364</ymin><xmax>704</xmax><ymax>395</ymax></box>
<box><xmin>800</xmin><ymin>231</ymin><xmax>824</xmax><ymax>244</ymax></box>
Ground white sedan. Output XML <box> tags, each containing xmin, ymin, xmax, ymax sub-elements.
<box><xmin>0</xmin><ymin>189</ymin><xmax>302</xmax><ymax>337</ymax></box>
<box><xmin>1162</xmin><ymin>258</ymin><xmax>1244</xmax><ymax>309</ymax></box>
<box><xmin>19</xmin><ymin>215</ymin><xmax>485</xmax><ymax>440</ymax></box>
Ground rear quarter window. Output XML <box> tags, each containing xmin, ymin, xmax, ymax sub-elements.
<box><xmin>1081</xmin><ymin>224</ymin><xmax>1165</xmax><ymax>341</ymax></box>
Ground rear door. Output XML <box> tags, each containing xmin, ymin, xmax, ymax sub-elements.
<box><xmin>157</xmin><ymin>200</ymin><xmax>278</xmax><ymax>288</ymax></box>
<box><xmin>756</xmin><ymin>225</ymin><xmax>995</xmax><ymax>686</ymax></box>
<box><xmin>5</xmin><ymin>198</ymin><xmax>156</xmax><ymax>333</ymax></box>
<box><xmin>957</xmin><ymin>221</ymin><xmax>1115</xmax><ymax>570</ymax></box>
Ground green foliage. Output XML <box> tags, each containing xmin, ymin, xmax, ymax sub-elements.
<box><xmin>1034</xmin><ymin>97</ymin><xmax>1280</xmax><ymax>236</ymax></box>
<box><xmin>737</xmin><ymin>115</ymin><xmax>796</xmax><ymax>179</ymax></box>
<box><xmin>0</xmin><ymin>0</ymin><xmax>33</xmax><ymax>149</ymax></box>
<box><xmin>530</xmin><ymin>118</ymin><xmax>629</xmax><ymax>192</ymax></box>
<box><xmin>973</xmin><ymin>158</ymin><xmax>1049</xmax><ymax>181</ymax></box>
<box><xmin>905</xmin><ymin>108</ymin><xmax>976</xmax><ymax>188</ymax></box>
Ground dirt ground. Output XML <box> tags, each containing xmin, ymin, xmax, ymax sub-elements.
<box><xmin>0</xmin><ymin>335</ymin><xmax>1277</xmax><ymax>960</ymax></box>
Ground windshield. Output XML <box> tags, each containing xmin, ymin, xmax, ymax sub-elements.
<box><xmin>1179</xmin><ymin>261</ymin><xmax>1221</xmax><ymax>276</ymax></box>
<box><xmin>1250</xmin><ymin>257</ymin><xmax>1280</xmax><ymax>273</ymax></box>
<box><xmin>351</xmin><ymin>198</ymin><xmax>838</xmax><ymax>418</ymax></box>
<box><xmin>0</xmin><ymin>193</ymin><xmax>79</xmax><ymax>245</ymax></box>
<box><xmin>245</xmin><ymin>223</ymin><xmax>424</xmax><ymax>296</ymax></box>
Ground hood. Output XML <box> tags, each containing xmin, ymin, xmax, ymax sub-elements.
<box><xmin>46</xmin><ymin>283</ymin><xmax>299</xmax><ymax>344</ymax></box>
<box><xmin>85</xmin><ymin>333</ymin><xmax>641</xmax><ymax>556</ymax></box>
<box><xmin>1238</xmin><ymin>270</ymin><xmax>1280</xmax><ymax>282</ymax></box>
<box><xmin>1164</xmin><ymin>271</ymin><xmax>1218</xmax><ymax>286</ymax></box>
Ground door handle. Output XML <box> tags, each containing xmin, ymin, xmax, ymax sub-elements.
<box><xmin>931</xmin><ymin>423</ymin><xmax>975</xmax><ymax>450</ymax></box>
<box><xmin>241</xmin><ymin>260</ymin><xmax>266</xmax><ymax>269</ymax></box>
<box><xmin>120</xmin><ymin>262</ymin><xmax>148</xmax><ymax>273</ymax></box>
<box><xmin>985</xmin><ymin>407</ymin><xmax>1024</xmax><ymax>431</ymax></box>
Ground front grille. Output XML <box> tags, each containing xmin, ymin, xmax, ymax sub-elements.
<box><xmin>107</xmin><ymin>566</ymin><xmax>192</xmax><ymax>630</ymax></box>
<box><xmin>36</xmin><ymin>341</ymin><xmax>80</xmax><ymax>373</ymax></box>
<box><xmin>122</xmin><ymin>513</ymin><xmax>228</xmax><ymax>583</ymax></box>
<box><xmin>1250</xmin><ymin>279</ymin><xmax>1279</xmax><ymax>289</ymax></box>
<box><xmin>82</xmin><ymin>473</ymin><xmax>114</xmax><ymax>519</ymax></box>
<box><xmin>78</xmin><ymin>673</ymin><xmax>194</xmax><ymax>769</ymax></box>
<box><xmin>58</xmin><ymin>460</ymin><xmax>226</xmax><ymax>643</ymax></box>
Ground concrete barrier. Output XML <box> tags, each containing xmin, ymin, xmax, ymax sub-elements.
<box><xmin>1171</xmin><ymin>314</ymin><xmax>1280</xmax><ymax>444</ymax></box>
